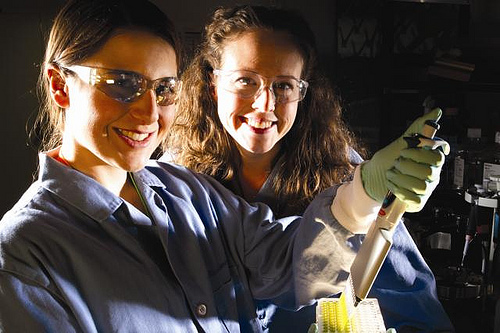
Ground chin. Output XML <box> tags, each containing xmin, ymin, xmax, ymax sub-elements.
<box><xmin>247</xmin><ymin>148</ymin><xmax>271</xmax><ymax>155</ymax></box>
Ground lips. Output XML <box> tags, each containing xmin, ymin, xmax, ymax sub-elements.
<box><xmin>116</xmin><ymin>128</ymin><xmax>151</xmax><ymax>142</ymax></box>
<box><xmin>242</xmin><ymin>117</ymin><xmax>276</xmax><ymax>130</ymax></box>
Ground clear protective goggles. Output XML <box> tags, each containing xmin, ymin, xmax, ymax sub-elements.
<box><xmin>213</xmin><ymin>69</ymin><xmax>308</xmax><ymax>104</ymax></box>
<box><xmin>62</xmin><ymin>65</ymin><xmax>180</xmax><ymax>106</ymax></box>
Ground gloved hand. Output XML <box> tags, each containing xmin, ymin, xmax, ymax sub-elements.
<box><xmin>361</xmin><ymin>108</ymin><xmax>450</xmax><ymax>213</ymax></box>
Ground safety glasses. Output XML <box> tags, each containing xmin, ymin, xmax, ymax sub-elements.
<box><xmin>62</xmin><ymin>65</ymin><xmax>180</xmax><ymax>106</ymax></box>
<box><xmin>213</xmin><ymin>69</ymin><xmax>308</xmax><ymax>104</ymax></box>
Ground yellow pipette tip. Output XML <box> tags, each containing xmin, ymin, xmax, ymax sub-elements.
<box><xmin>316</xmin><ymin>297</ymin><xmax>386</xmax><ymax>333</ymax></box>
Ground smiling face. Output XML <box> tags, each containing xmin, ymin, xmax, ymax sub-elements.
<box><xmin>60</xmin><ymin>30</ymin><xmax>177</xmax><ymax>175</ymax></box>
<box><xmin>215</xmin><ymin>29</ymin><xmax>304</xmax><ymax>158</ymax></box>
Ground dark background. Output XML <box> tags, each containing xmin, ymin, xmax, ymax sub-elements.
<box><xmin>2</xmin><ymin>0</ymin><xmax>500</xmax><ymax>331</ymax></box>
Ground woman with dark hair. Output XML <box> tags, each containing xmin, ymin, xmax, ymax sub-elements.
<box><xmin>165</xmin><ymin>5</ymin><xmax>453</xmax><ymax>332</ymax></box>
<box><xmin>166</xmin><ymin>6</ymin><xmax>358</xmax><ymax>215</ymax></box>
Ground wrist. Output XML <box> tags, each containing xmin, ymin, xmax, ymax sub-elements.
<box><xmin>331</xmin><ymin>166</ymin><xmax>381</xmax><ymax>234</ymax></box>
<box><xmin>360</xmin><ymin>161</ymin><xmax>384</xmax><ymax>203</ymax></box>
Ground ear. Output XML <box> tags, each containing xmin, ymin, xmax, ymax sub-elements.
<box><xmin>210</xmin><ymin>84</ymin><xmax>218</xmax><ymax>101</ymax></box>
<box><xmin>47</xmin><ymin>65</ymin><xmax>70</xmax><ymax>108</ymax></box>
<box><xmin>209</xmin><ymin>73</ymin><xmax>218</xmax><ymax>101</ymax></box>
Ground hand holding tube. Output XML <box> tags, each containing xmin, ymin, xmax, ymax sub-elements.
<box><xmin>361</xmin><ymin>108</ymin><xmax>450</xmax><ymax>212</ymax></box>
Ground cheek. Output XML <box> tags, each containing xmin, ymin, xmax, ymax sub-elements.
<box><xmin>86</xmin><ymin>97</ymin><xmax>119</xmax><ymax>129</ymax></box>
<box><xmin>158</xmin><ymin>106</ymin><xmax>176</xmax><ymax>134</ymax></box>
<box><xmin>65</xmin><ymin>93</ymin><xmax>93</xmax><ymax>131</ymax></box>
<box><xmin>69</xmin><ymin>94</ymin><xmax>122</xmax><ymax>141</ymax></box>
<box><xmin>278</xmin><ymin>105</ymin><xmax>298</xmax><ymax>132</ymax></box>
<box><xmin>71</xmin><ymin>89</ymin><xmax>112</xmax><ymax>118</ymax></box>
<box><xmin>216</xmin><ymin>93</ymin><xmax>243</xmax><ymax>126</ymax></box>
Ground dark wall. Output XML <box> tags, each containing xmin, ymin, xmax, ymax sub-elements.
<box><xmin>1</xmin><ymin>1</ymin><xmax>62</xmax><ymax>217</ymax></box>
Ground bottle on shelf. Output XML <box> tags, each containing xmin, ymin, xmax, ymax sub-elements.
<box><xmin>453</xmin><ymin>149</ymin><xmax>466</xmax><ymax>191</ymax></box>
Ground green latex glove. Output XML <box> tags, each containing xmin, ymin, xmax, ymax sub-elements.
<box><xmin>361</xmin><ymin>108</ymin><xmax>450</xmax><ymax>213</ymax></box>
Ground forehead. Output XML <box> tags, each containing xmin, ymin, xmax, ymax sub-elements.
<box><xmin>82</xmin><ymin>29</ymin><xmax>177</xmax><ymax>78</ymax></box>
<box><xmin>220</xmin><ymin>29</ymin><xmax>304</xmax><ymax>77</ymax></box>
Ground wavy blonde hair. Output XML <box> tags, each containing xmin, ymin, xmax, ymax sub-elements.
<box><xmin>167</xmin><ymin>5</ymin><xmax>363</xmax><ymax>209</ymax></box>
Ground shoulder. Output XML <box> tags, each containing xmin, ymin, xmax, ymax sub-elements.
<box><xmin>0</xmin><ymin>180</ymin><xmax>71</xmax><ymax>243</ymax></box>
<box><xmin>2</xmin><ymin>181</ymin><xmax>54</xmax><ymax>229</ymax></box>
<box><xmin>0</xmin><ymin>182</ymin><xmax>71</xmax><ymax>286</ymax></box>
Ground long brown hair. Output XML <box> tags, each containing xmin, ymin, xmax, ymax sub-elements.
<box><xmin>168</xmin><ymin>5</ymin><xmax>362</xmax><ymax>208</ymax></box>
<box><xmin>34</xmin><ymin>0</ymin><xmax>181</xmax><ymax>152</ymax></box>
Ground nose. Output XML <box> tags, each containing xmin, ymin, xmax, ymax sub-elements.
<box><xmin>251</xmin><ymin>86</ymin><xmax>275</xmax><ymax>112</ymax></box>
<box><xmin>129</xmin><ymin>89</ymin><xmax>160</xmax><ymax>124</ymax></box>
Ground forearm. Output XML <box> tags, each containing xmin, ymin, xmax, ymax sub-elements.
<box><xmin>292</xmin><ymin>186</ymin><xmax>363</xmax><ymax>305</ymax></box>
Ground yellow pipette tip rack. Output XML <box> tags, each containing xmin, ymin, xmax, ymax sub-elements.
<box><xmin>316</xmin><ymin>298</ymin><xmax>386</xmax><ymax>333</ymax></box>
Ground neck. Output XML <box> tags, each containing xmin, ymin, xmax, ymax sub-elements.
<box><xmin>57</xmin><ymin>145</ymin><xmax>128</xmax><ymax>196</ymax></box>
<box><xmin>237</xmin><ymin>146</ymin><xmax>277</xmax><ymax>200</ymax></box>
<box><xmin>56</xmin><ymin>145</ymin><xmax>148</xmax><ymax>215</ymax></box>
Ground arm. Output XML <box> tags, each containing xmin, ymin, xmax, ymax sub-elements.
<box><xmin>179</xmin><ymin>170</ymin><xmax>359</xmax><ymax>309</ymax></box>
